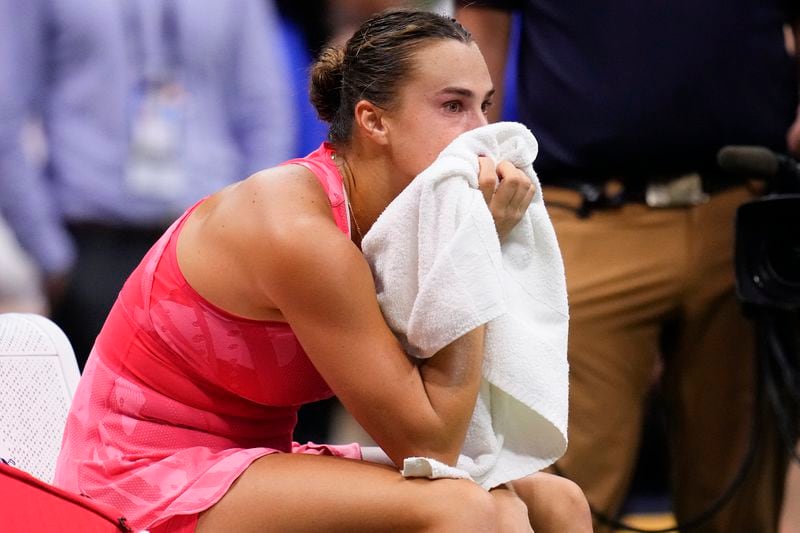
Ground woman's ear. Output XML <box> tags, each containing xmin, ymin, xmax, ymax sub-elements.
<box><xmin>354</xmin><ymin>100</ymin><xmax>389</xmax><ymax>145</ymax></box>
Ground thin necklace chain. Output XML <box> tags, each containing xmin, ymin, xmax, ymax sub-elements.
<box><xmin>332</xmin><ymin>152</ymin><xmax>364</xmax><ymax>241</ymax></box>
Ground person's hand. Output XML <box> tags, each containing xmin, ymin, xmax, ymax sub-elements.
<box><xmin>477</xmin><ymin>156</ymin><xmax>536</xmax><ymax>242</ymax></box>
<box><xmin>787</xmin><ymin>104</ymin><xmax>800</xmax><ymax>157</ymax></box>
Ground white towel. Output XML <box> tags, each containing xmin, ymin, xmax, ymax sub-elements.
<box><xmin>360</xmin><ymin>121</ymin><xmax>569</xmax><ymax>489</ymax></box>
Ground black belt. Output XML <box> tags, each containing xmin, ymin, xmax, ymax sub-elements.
<box><xmin>543</xmin><ymin>171</ymin><xmax>747</xmax><ymax>218</ymax></box>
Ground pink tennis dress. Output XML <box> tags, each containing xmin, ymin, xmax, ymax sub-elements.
<box><xmin>54</xmin><ymin>143</ymin><xmax>361</xmax><ymax>532</ymax></box>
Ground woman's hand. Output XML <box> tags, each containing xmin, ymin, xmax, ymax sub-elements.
<box><xmin>477</xmin><ymin>156</ymin><xmax>536</xmax><ymax>241</ymax></box>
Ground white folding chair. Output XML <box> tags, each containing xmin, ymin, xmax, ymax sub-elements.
<box><xmin>0</xmin><ymin>313</ymin><xmax>80</xmax><ymax>483</ymax></box>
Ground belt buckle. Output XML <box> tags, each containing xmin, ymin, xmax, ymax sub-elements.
<box><xmin>645</xmin><ymin>173</ymin><xmax>709</xmax><ymax>208</ymax></box>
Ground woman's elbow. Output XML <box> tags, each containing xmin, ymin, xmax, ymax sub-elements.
<box><xmin>382</xmin><ymin>420</ymin><xmax>466</xmax><ymax>468</ymax></box>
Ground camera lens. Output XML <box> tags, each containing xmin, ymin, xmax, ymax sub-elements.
<box><xmin>736</xmin><ymin>195</ymin><xmax>800</xmax><ymax>310</ymax></box>
<box><xmin>764</xmin><ymin>229</ymin><xmax>800</xmax><ymax>288</ymax></box>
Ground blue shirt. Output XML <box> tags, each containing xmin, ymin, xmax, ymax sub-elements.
<box><xmin>463</xmin><ymin>0</ymin><xmax>799</xmax><ymax>180</ymax></box>
<box><xmin>0</xmin><ymin>0</ymin><xmax>295</xmax><ymax>274</ymax></box>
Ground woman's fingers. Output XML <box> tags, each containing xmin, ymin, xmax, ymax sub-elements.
<box><xmin>490</xmin><ymin>161</ymin><xmax>535</xmax><ymax>240</ymax></box>
<box><xmin>476</xmin><ymin>157</ymin><xmax>535</xmax><ymax>241</ymax></box>
<box><xmin>495</xmin><ymin>161</ymin><xmax>535</xmax><ymax>212</ymax></box>
<box><xmin>477</xmin><ymin>156</ymin><xmax>497</xmax><ymax>205</ymax></box>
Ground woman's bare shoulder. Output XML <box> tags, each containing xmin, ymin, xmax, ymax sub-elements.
<box><xmin>177</xmin><ymin>164</ymin><xmax>354</xmax><ymax>319</ymax></box>
<box><xmin>202</xmin><ymin>164</ymin><xmax>334</xmax><ymax>243</ymax></box>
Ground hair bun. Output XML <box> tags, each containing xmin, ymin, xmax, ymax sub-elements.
<box><xmin>310</xmin><ymin>47</ymin><xmax>345</xmax><ymax>123</ymax></box>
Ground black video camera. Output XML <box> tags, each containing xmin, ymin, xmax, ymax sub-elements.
<box><xmin>717</xmin><ymin>146</ymin><xmax>800</xmax><ymax>313</ymax></box>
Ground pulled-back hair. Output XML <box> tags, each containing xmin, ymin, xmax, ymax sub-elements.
<box><xmin>309</xmin><ymin>9</ymin><xmax>472</xmax><ymax>145</ymax></box>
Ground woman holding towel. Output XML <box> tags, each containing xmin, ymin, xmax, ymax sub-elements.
<box><xmin>54</xmin><ymin>8</ymin><xmax>591</xmax><ymax>532</ymax></box>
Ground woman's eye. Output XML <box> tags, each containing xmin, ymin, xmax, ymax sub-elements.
<box><xmin>481</xmin><ymin>101</ymin><xmax>494</xmax><ymax>114</ymax></box>
<box><xmin>444</xmin><ymin>101</ymin><xmax>462</xmax><ymax>113</ymax></box>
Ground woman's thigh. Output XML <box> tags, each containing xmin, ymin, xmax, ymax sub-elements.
<box><xmin>196</xmin><ymin>453</ymin><xmax>495</xmax><ymax>533</ymax></box>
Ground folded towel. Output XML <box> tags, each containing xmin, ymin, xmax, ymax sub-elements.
<box><xmin>361</xmin><ymin>121</ymin><xmax>569</xmax><ymax>489</ymax></box>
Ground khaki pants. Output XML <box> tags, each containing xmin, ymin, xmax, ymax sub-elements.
<box><xmin>545</xmin><ymin>184</ymin><xmax>787</xmax><ymax>532</ymax></box>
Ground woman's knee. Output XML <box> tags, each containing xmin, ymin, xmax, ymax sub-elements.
<box><xmin>551</xmin><ymin>476</ymin><xmax>591</xmax><ymax>523</ymax></box>
<box><xmin>422</xmin><ymin>478</ymin><xmax>496</xmax><ymax>531</ymax></box>
<box><xmin>513</xmin><ymin>473</ymin><xmax>592</xmax><ymax>532</ymax></box>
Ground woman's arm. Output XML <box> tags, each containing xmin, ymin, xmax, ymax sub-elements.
<box><xmin>266</xmin><ymin>213</ymin><xmax>485</xmax><ymax>467</ymax></box>
<box><xmin>208</xmin><ymin>168</ymin><xmax>486</xmax><ymax>467</ymax></box>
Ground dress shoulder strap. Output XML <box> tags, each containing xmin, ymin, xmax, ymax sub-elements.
<box><xmin>281</xmin><ymin>143</ymin><xmax>350</xmax><ymax>236</ymax></box>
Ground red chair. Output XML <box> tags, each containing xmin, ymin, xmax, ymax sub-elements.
<box><xmin>0</xmin><ymin>461</ymin><xmax>130</xmax><ymax>532</ymax></box>
<box><xmin>0</xmin><ymin>314</ymin><xmax>131</xmax><ymax>531</ymax></box>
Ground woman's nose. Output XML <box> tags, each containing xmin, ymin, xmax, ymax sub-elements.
<box><xmin>472</xmin><ymin>111</ymin><xmax>489</xmax><ymax>128</ymax></box>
